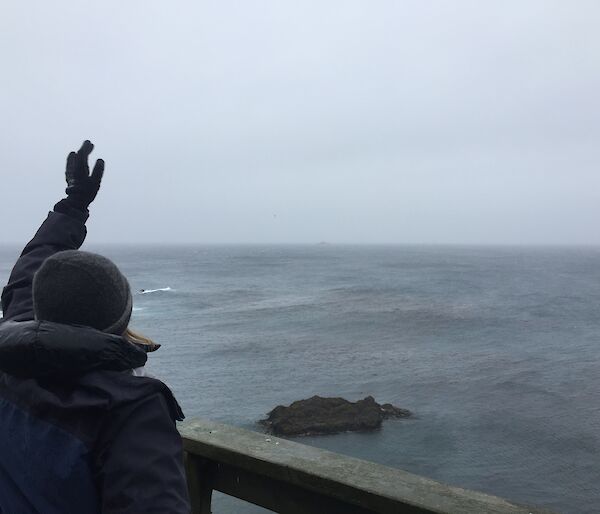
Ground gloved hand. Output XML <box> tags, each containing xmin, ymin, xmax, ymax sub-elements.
<box><xmin>64</xmin><ymin>140</ymin><xmax>104</xmax><ymax>210</ymax></box>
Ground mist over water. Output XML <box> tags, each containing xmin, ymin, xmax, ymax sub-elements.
<box><xmin>3</xmin><ymin>244</ymin><xmax>596</xmax><ymax>512</ymax></box>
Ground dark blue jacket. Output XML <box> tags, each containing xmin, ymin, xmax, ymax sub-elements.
<box><xmin>0</xmin><ymin>202</ymin><xmax>190</xmax><ymax>513</ymax></box>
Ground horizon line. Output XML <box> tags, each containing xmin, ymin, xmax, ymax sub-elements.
<box><xmin>3</xmin><ymin>241</ymin><xmax>600</xmax><ymax>248</ymax></box>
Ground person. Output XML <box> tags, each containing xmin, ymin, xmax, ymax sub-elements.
<box><xmin>0</xmin><ymin>141</ymin><xmax>190</xmax><ymax>513</ymax></box>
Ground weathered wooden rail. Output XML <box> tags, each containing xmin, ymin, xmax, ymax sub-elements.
<box><xmin>180</xmin><ymin>419</ymin><xmax>552</xmax><ymax>514</ymax></box>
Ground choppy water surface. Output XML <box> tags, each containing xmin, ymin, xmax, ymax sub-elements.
<box><xmin>2</xmin><ymin>244</ymin><xmax>600</xmax><ymax>513</ymax></box>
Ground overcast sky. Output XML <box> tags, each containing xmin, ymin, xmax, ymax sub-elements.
<box><xmin>1</xmin><ymin>1</ymin><xmax>599</xmax><ymax>244</ymax></box>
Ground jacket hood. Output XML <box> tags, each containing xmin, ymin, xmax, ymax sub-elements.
<box><xmin>0</xmin><ymin>320</ymin><xmax>147</xmax><ymax>379</ymax></box>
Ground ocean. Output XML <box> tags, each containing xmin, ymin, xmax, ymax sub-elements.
<box><xmin>1</xmin><ymin>244</ymin><xmax>600</xmax><ymax>513</ymax></box>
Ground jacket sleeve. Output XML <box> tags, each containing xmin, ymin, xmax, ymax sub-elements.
<box><xmin>0</xmin><ymin>200</ymin><xmax>88</xmax><ymax>322</ymax></box>
<box><xmin>95</xmin><ymin>392</ymin><xmax>191</xmax><ymax>514</ymax></box>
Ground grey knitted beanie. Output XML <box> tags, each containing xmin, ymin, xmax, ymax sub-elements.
<box><xmin>33</xmin><ymin>250</ymin><xmax>133</xmax><ymax>335</ymax></box>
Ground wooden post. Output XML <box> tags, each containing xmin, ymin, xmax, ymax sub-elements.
<box><xmin>185</xmin><ymin>453</ymin><xmax>216</xmax><ymax>514</ymax></box>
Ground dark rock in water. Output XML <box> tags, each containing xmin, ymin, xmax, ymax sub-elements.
<box><xmin>260</xmin><ymin>395</ymin><xmax>411</xmax><ymax>436</ymax></box>
<box><xmin>380</xmin><ymin>403</ymin><xmax>412</xmax><ymax>419</ymax></box>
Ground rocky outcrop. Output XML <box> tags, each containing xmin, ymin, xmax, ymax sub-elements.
<box><xmin>259</xmin><ymin>395</ymin><xmax>411</xmax><ymax>436</ymax></box>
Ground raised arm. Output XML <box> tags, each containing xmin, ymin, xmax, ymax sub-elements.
<box><xmin>1</xmin><ymin>141</ymin><xmax>104</xmax><ymax>322</ymax></box>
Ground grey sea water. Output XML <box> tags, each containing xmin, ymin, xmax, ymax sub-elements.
<box><xmin>1</xmin><ymin>244</ymin><xmax>600</xmax><ymax>513</ymax></box>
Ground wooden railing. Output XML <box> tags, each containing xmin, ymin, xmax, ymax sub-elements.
<box><xmin>180</xmin><ymin>419</ymin><xmax>552</xmax><ymax>514</ymax></box>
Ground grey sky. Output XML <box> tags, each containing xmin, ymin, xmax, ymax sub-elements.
<box><xmin>1</xmin><ymin>1</ymin><xmax>599</xmax><ymax>244</ymax></box>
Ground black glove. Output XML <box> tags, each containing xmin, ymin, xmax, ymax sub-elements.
<box><xmin>64</xmin><ymin>140</ymin><xmax>104</xmax><ymax>210</ymax></box>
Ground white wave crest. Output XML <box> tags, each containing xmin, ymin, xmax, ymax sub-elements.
<box><xmin>138</xmin><ymin>287</ymin><xmax>172</xmax><ymax>295</ymax></box>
